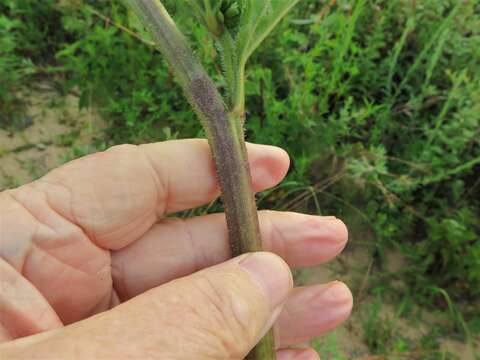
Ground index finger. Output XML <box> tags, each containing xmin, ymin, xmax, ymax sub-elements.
<box><xmin>28</xmin><ymin>139</ymin><xmax>289</xmax><ymax>249</ymax></box>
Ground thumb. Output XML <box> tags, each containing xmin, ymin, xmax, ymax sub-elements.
<box><xmin>1</xmin><ymin>252</ymin><xmax>293</xmax><ymax>360</ymax></box>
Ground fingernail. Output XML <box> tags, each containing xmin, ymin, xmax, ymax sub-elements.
<box><xmin>239</xmin><ymin>252</ymin><xmax>293</xmax><ymax>309</ymax></box>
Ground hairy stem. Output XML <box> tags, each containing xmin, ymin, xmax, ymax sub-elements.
<box><xmin>125</xmin><ymin>0</ymin><xmax>276</xmax><ymax>358</ymax></box>
<box><xmin>218</xmin><ymin>33</ymin><xmax>245</xmax><ymax>117</ymax></box>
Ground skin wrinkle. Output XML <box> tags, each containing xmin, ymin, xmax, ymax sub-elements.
<box><xmin>40</xmin><ymin>145</ymin><xmax>155</xmax><ymax>248</ymax></box>
<box><xmin>110</xmin><ymin>252</ymin><xmax>129</xmax><ymax>301</ymax></box>
<box><xmin>3</xmin><ymin>191</ymin><xmax>51</xmax><ymax>276</ymax></box>
<box><xmin>153</xmin><ymin>145</ymin><xmax>174</xmax><ymax>216</ymax></box>
<box><xmin>180</xmin><ymin>218</ymin><xmax>212</xmax><ymax>273</ymax></box>
<box><xmin>8</xmin><ymin>187</ymin><xmax>106</xmax><ymax>278</ymax></box>
<box><xmin>31</xmin><ymin>183</ymin><xmax>76</xmax><ymax>237</ymax></box>
<box><xmin>0</xmin><ymin>193</ymin><xmax>36</xmax><ymax>268</ymax></box>
<box><xmin>28</xmin><ymin>242</ymin><xmax>84</xmax><ymax>293</ymax></box>
<box><xmin>37</xmin><ymin>177</ymin><xmax>78</xmax><ymax>231</ymax></box>
<box><xmin>0</xmin><ymin>259</ymin><xmax>62</xmax><ymax>338</ymax></box>
<box><xmin>264</xmin><ymin>211</ymin><xmax>289</xmax><ymax>264</ymax></box>
<box><xmin>138</xmin><ymin>145</ymin><xmax>167</xmax><ymax>218</ymax></box>
<box><xmin>0</xmin><ymin>247</ymin><xmax>31</xmax><ymax>285</ymax></box>
<box><xmin>227</xmin><ymin>290</ymin><xmax>256</xmax><ymax>357</ymax></box>
<box><xmin>35</xmin><ymin>177</ymin><xmax>103</xmax><ymax>251</ymax></box>
<box><xmin>29</xmin><ymin>242</ymin><xmax>91</xmax><ymax>279</ymax></box>
<box><xmin>77</xmin><ymin>144</ymin><xmax>162</xmax><ymax>249</ymax></box>
<box><xmin>204</xmin><ymin>274</ymin><xmax>242</xmax><ymax>350</ymax></box>
<box><xmin>191</xmin><ymin>280</ymin><xmax>231</xmax><ymax>357</ymax></box>
<box><xmin>87</xmin><ymin>177</ymin><xmax>105</xmax><ymax>247</ymax></box>
<box><xmin>37</xmin><ymin>174</ymin><xmax>94</xmax><ymax>245</ymax></box>
<box><xmin>150</xmin><ymin>274</ymin><xmax>227</xmax><ymax>359</ymax></box>
<box><xmin>25</xmin><ymin>215</ymin><xmax>102</xmax><ymax>274</ymax></box>
<box><xmin>74</xmin><ymin>189</ymin><xmax>145</xmax><ymax>248</ymax></box>
<box><xmin>225</xmin><ymin>272</ymin><xmax>264</xmax><ymax>357</ymax></box>
<box><xmin>137</xmin><ymin>287</ymin><xmax>211</xmax><ymax>357</ymax></box>
<box><xmin>31</xmin><ymin>231</ymin><xmax>80</xmax><ymax>253</ymax></box>
<box><xmin>22</xmin><ymin>233</ymin><xmax>111</xmax><ymax>323</ymax></box>
<box><xmin>84</xmin><ymin>152</ymin><xmax>118</xmax><ymax>245</ymax></box>
<box><xmin>32</xmin><ymin>179</ymin><xmax>76</xmax><ymax>234</ymax></box>
<box><xmin>189</xmin><ymin>274</ymin><xmax>243</xmax><ymax>359</ymax></box>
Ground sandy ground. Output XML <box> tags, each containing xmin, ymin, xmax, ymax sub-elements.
<box><xmin>0</xmin><ymin>89</ymin><xmax>104</xmax><ymax>190</ymax></box>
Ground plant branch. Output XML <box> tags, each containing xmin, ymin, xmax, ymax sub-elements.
<box><xmin>125</xmin><ymin>1</ymin><xmax>275</xmax><ymax>358</ymax></box>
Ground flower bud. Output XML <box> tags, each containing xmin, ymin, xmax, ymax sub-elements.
<box><xmin>189</xmin><ymin>0</ymin><xmax>243</xmax><ymax>37</ymax></box>
<box><xmin>221</xmin><ymin>0</ymin><xmax>242</xmax><ymax>30</ymax></box>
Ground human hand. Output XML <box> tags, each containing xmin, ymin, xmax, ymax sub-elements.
<box><xmin>0</xmin><ymin>139</ymin><xmax>352</xmax><ymax>359</ymax></box>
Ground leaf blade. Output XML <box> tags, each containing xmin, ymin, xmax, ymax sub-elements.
<box><xmin>237</xmin><ymin>0</ymin><xmax>300</xmax><ymax>66</ymax></box>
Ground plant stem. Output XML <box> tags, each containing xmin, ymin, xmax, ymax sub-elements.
<box><xmin>218</xmin><ymin>33</ymin><xmax>245</xmax><ymax>117</ymax></box>
<box><xmin>125</xmin><ymin>1</ymin><xmax>276</xmax><ymax>358</ymax></box>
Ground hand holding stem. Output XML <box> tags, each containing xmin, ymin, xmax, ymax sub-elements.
<box><xmin>125</xmin><ymin>1</ymin><xmax>299</xmax><ymax>358</ymax></box>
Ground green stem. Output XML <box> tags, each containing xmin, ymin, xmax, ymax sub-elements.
<box><xmin>218</xmin><ymin>33</ymin><xmax>245</xmax><ymax>117</ymax></box>
<box><xmin>218</xmin><ymin>32</ymin><xmax>238</xmax><ymax>107</ymax></box>
<box><xmin>125</xmin><ymin>1</ymin><xmax>276</xmax><ymax>358</ymax></box>
<box><xmin>246</xmin><ymin>330</ymin><xmax>276</xmax><ymax>360</ymax></box>
<box><xmin>233</xmin><ymin>64</ymin><xmax>246</xmax><ymax>117</ymax></box>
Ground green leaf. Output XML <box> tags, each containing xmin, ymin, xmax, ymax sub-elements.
<box><xmin>236</xmin><ymin>0</ymin><xmax>300</xmax><ymax>67</ymax></box>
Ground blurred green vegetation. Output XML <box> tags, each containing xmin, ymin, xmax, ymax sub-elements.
<box><xmin>1</xmin><ymin>0</ymin><xmax>479</xmax><ymax>358</ymax></box>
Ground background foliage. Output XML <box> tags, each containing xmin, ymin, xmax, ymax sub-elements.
<box><xmin>1</xmin><ymin>0</ymin><xmax>479</xmax><ymax>358</ymax></box>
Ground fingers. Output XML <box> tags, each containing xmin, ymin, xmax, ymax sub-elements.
<box><xmin>33</xmin><ymin>139</ymin><xmax>289</xmax><ymax>250</ymax></box>
<box><xmin>0</xmin><ymin>253</ymin><xmax>293</xmax><ymax>360</ymax></box>
<box><xmin>275</xmin><ymin>282</ymin><xmax>353</xmax><ymax>348</ymax></box>
<box><xmin>0</xmin><ymin>190</ymin><xmax>115</xmax><ymax>325</ymax></box>
<box><xmin>112</xmin><ymin>211</ymin><xmax>347</xmax><ymax>299</ymax></box>
<box><xmin>277</xmin><ymin>348</ymin><xmax>320</xmax><ymax>360</ymax></box>
<box><xmin>0</xmin><ymin>259</ymin><xmax>62</xmax><ymax>343</ymax></box>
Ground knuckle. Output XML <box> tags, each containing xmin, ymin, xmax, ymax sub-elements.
<box><xmin>182</xmin><ymin>272</ymin><xmax>261</xmax><ymax>358</ymax></box>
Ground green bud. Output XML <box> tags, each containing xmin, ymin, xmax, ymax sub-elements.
<box><xmin>220</xmin><ymin>0</ymin><xmax>242</xmax><ymax>30</ymax></box>
<box><xmin>224</xmin><ymin>3</ymin><xmax>240</xmax><ymax>18</ymax></box>
<box><xmin>189</xmin><ymin>0</ymin><xmax>243</xmax><ymax>37</ymax></box>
